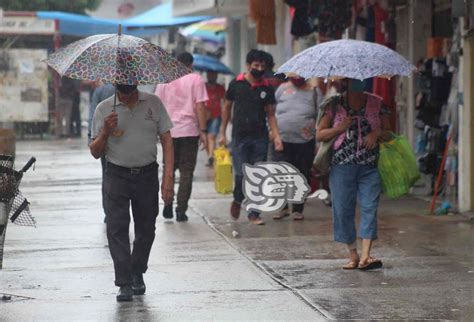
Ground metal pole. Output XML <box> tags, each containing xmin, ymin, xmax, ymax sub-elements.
<box><xmin>0</xmin><ymin>202</ymin><xmax>9</xmax><ymax>269</ymax></box>
<box><xmin>53</xmin><ymin>19</ymin><xmax>61</xmax><ymax>137</ymax></box>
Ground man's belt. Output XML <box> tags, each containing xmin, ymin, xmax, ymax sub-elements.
<box><xmin>106</xmin><ymin>162</ymin><xmax>157</xmax><ymax>175</ymax></box>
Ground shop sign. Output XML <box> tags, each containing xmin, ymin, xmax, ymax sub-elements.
<box><xmin>0</xmin><ymin>16</ymin><xmax>55</xmax><ymax>35</ymax></box>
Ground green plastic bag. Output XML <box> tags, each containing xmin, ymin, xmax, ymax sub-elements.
<box><xmin>378</xmin><ymin>134</ymin><xmax>420</xmax><ymax>199</ymax></box>
<box><xmin>390</xmin><ymin>135</ymin><xmax>420</xmax><ymax>186</ymax></box>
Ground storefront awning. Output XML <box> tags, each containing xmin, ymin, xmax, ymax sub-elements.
<box><xmin>37</xmin><ymin>2</ymin><xmax>212</xmax><ymax>37</ymax></box>
<box><xmin>37</xmin><ymin>11</ymin><xmax>130</xmax><ymax>37</ymax></box>
<box><xmin>125</xmin><ymin>2</ymin><xmax>212</xmax><ymax>27</ymax></box>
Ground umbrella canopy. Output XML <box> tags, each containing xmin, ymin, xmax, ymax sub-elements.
<box><xmin>180</xmin><ymin>18</ymin><xmax>226</xmax><ymax>44</ymax></box>
<box><xmin>193</xmin><ymin>54</ymin><xmax>233</xmax><ymax>75</ymax></box>
<box><xmin>277</xmin><ymin>39</ymin><xmax>415</xmax><ymax>80</ymax></box>
<box><xmin>45</xmin><ymin>33</ymin><xmax>190</xmax><ymax>85</ymax></box>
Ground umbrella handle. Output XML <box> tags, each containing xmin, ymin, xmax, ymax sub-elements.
<box><xmin>112</xmin><ymin>89</ymin><xmax>117</xmax><ymax>113</ymax></box>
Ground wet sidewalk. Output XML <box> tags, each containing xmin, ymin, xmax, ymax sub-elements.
<box><xmin>1</xmin><ymin>137</ymin><xmax>473</xmax><ymax>320</ymax></box>
<box><xmin>191</xmin><ymin>176</ymin><xmax>474</xmax><ymax>320</ymax></box>
<box><xmin>0</xmin><ymin>138</ymin><xmax>322</xmax><ymax>321</ymax></box>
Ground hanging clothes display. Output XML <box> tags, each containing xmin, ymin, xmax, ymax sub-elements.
<box><xmin>284</xmin><ymin>0</ymin><xmax>317</xmax><ymax>37</ymax></box>
<box><xmin>354</xmin><ymin>0</ymin><xmax>368</xmax><ymax>41</ymax></box>
<box><xmin>284</xmin><ymin>0</ymin><xmax>352</xmax><ymax>40</ymax></box>
<box><xmin>316</xmin><ymin>0</ymin><xmax>352</xmax><ymax>39</ymax></box>
<box><xmin>374</xmin><ymin>2</ymin><xmax>389</xmax><ymax>44</ymax></box>
<box><xmin>249</xmin><ymin>0</ymin><xmax>277</xmax><ymax>44</ymax></box>
<box><xmin>414</xmin><ymin>17</ymin><xmax>460</xmax><ymax>199</ymax></box>
<box><xmin>366</xmin><ymin>4</ymin><xmax>375</xmax><ymax>42</ymax></box>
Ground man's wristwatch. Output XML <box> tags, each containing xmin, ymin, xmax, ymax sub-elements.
<box><xmin>200</xmin><ymin>129</ymin><xmax>208</xmax><ymax>133</ymax></box>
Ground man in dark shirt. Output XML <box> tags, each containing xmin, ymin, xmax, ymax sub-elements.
<box><xmin>219</xmin><ymin>49</ymin><xmax>283</xmax><ymax>225</ymax></box>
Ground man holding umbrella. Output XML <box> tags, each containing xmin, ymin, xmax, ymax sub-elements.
<box><xmin>87</xmin><ymin>49</ymin><xmax>183</xmax><ymax>302</ymax></box>
<box><xmin>46</xmin><ymin>30</ymin><xmax>191</xmax><ymax>301</ymax></box>
<box><xmin>90</xmin><ymin>84</ymin><xmax>174</xmax><ymax>301</ymax></box>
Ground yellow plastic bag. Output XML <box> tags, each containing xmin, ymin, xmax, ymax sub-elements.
<box><xmin>213</xmin><ymin>146</ymin><xmax>233</xmax><ymax>194</ymax></box>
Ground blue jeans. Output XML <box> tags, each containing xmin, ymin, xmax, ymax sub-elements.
<box><xmin>207</xmin><ymin>117</ymin><xmax>221</xmax><ymax>136</ymax></box>
<box><xmin>231</xmin><ymin>137</ymin><xmax>268</xmax><ymax>215</ymax></box>
<box><xmin>329</xmin><ymin>165</ymin><xmax>381</xmax><ymax>244</ymax></box>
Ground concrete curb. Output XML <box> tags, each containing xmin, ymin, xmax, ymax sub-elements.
<box><xmin>191</xmin><ymin>205</ymin><xmax>334</xmax><ymax>321</ymax></box>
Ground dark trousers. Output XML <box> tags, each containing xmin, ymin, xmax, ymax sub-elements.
<box><xmin>273</xmin><ymin>140</ymin><xmax>315</xmax><ymax>213</ymax></box>
<box><xmin>70</xmin><ymin>94</ymin><xmax>81</xmax><ymax>137</ymax></box>
<box><xmin>172</xmin><ymin>136</ymin><xmax>199</xmax><ymax>214</ymax></box>
<box><xmin>100</xmin><ymin>156</ymin><xmax>106</xmax><ymax>214</ymax></box>
<box><xmin>231</xmin><ymin>137</ymin><xmax>268</xmax><ymax>207</ymax></box>
<box><xmin>103</xmin><ymin>163</ymin><xmax>159</xmax><ymax>286</ymax></box>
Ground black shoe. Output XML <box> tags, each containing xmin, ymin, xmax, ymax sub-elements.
<box><xmin>163</xmin><ymin>204</ymin><xmax>173</xmax><ymax>219</ymax></box>
<box><xmin>116</xmin><ymin>285</ymin><xmax>133</xmax><ymax>302</ymax></box>
<box><xmin>206</xmin><ymin>157</ymin><xmax>214</xmax><ymax>167</ymax></box>
<box><xmin>176</xmin><ymin>213</ymin><xmax>188</xmax><ymax>222</ymax></box>
<box><xmin>132</xmin><ymin>273</ymin><xmax>146</xmax><ymax>295</ymax></box>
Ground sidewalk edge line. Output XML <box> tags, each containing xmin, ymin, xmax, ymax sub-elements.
<box><xmin>192</xmin><ymin>207</ymin><xmax>334</xmax><ymax>320</ymax></box>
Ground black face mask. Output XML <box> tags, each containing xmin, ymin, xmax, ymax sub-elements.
<box><xmin>116</xmin><ymin>84</ymin><xmax>137</xmax><ymax>94</ymax></box>
<box><xmin>250</xmin><ymin>68</ymin><xmax>265</xmax><ymax>79</ymax></box>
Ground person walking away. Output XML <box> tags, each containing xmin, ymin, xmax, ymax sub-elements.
<box><xmin>90</xmin><ymin>84</ymin><xmax>174</xmax><ymax>302</ymax></box>
<box><xmin>316</xmin><ymin>78</ymin><xmax>391</xmax><ymax>270</ymax></box>
<box><xmin>218</xmin><ymin>49</ymin><xmax>283</xmax><ymax>225</ymax></box>
<box><xmin>88</xmin><ymin>82</ymin><xmax>116</xmax><ymax>223</ymax></box>
<box><xmin>155</xmin><ymin>52</ymin><xmax>208</xmax><ymax>222</ymax></box>
<box><xmin>70</xmin><ymin>84</ymin><xmax>82</xmax><ymax>137</ymax></box>
<box><xmin>58</xmin><ymin>77</ymin><xmax>80</xmax><ymax>138</ymax></box>
<box><xmin>204</xmin><ymin>71</ymin><xmax>226</xmax><ymax>167</ymax></box>
<box><xmin>272</xmin><ymin>76</ymin><xmax>318</xmax><ymax>221</ymax></box>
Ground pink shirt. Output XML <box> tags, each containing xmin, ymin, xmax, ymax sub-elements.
<box><xmin>155</xmin><ymin>73</ymin><xmax>208</xmax><ymax>138</ymax></box>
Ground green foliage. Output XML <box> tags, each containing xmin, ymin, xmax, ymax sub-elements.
<box><xmin>1</xmin><ymin>0</ymin><xmax>102</xmax><ymax>14</ymax></box>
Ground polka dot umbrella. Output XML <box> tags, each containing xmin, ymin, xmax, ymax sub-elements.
<box><xmin>277</xmin><ymin>39</ymin><xmax>416</xmax><ymax>81</ymax></box>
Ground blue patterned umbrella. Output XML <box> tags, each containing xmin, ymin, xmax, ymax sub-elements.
<box><xmin>277</xmin><ymin>39</ymin><xmax>415</xmax><ymax>80</ymax></box>
<box><xmin>193</xmin><ymin>54</ymin><xmax>233</xmax><ymax>75</ymax></box>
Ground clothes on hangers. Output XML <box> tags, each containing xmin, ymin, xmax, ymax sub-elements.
<box><xmin>249</xmin><ymin>0</ymin><xmax>277</xmax><ymax>44</ymax></box>
<box><xmin>284</xmin><ymin>0</ymin><xmax>317</xmax><ymax>37</ymax></box>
